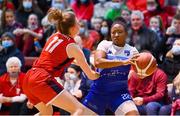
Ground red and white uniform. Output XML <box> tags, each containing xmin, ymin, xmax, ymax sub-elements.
<box><xmin>23</xmin><ymin>32</ymin><xmax>75</xmax><ymax>105</ymax></box>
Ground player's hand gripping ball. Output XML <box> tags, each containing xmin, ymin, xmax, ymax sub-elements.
<box><xmin>132</xmin><ymin>52</ymin><xmax>157</xmax><ymax>78</ymax></box>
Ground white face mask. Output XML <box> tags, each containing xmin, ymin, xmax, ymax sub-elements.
<box><xmin>98</xmin><ymin>0</ymin><xmax>106</xmax><ymax>3</ymax></box>
<box><xmin>150</xmin><ymin>27</ymin><xmax>160</xmax><ymax>32</ymax></box>
<box><xmin>172</xmin><ymin>45</ymin><xmax>180</xmax><ymax>55</ymax></box>
<box><xmin>147</xmin><ymin>5</ymin><xmax>156</xmax><ymax>11</ymax></box>
<box><xmin>69</xmin><ymin>74</ymin><xmax>77</xmax><ymax>81</ymax></box>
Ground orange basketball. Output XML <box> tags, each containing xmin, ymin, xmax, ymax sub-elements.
<box><xmin>132</xmin><ymin>52</ymin><xmax>157</xmax><ymax>77</ymax></box>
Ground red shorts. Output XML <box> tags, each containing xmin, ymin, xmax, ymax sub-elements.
<box><xmin>22</xmin><ymin>68</ymin><xmax>64</xmax><ymax>105</ymax></box>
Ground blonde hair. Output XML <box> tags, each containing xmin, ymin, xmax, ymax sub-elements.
<box><xmin>173</xmin><ymin>72</ymin><xmax>180</xmax><ymax>94</ymax></box>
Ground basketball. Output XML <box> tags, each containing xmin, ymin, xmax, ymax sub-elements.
<box><xmin>132</xmin><ymin>52</ymin><xmax>157</xmax><ymax>77</ymax></box>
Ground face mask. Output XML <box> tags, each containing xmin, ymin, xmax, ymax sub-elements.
<box><xmin>53</xmin><ymin>3</ymin><xmax>65</xmax><ymax>10</ymax></box>
<box><xmin>69</xmin><ymin>74</ymin><xmax>77</xmax><ymax>80</ymax></box>
<box><xmin>28</xmin><ymin>24</ymin><xmax>38</xmax><ymax>30</ymax></box>
<box><xmin>80</xmin><ymin>0</ymin><xmax>87</xmax><ymax>3</ymax></box>
<box><xmin>2</xmin><ymin>40</ymin><xmax>13</xmax><ymax>48</ymax></box>
<box><xmin>171</xmin><ymin>45</ymin><xmax>180</xmax><ymax>55</ymax></box>
<box><xmin>79</xmin><ymin>27</ymin><xmax>85</xmax><ymax>34</ymax></box>
<box><xmin>147</xmin><ymin>5</ymin><xmax>156</xmax><ymax>11</ymax></box>
<box><xmin>150</xmin><ymin>27</ymin><xmax>159</xmax><ymax>32</ymax></box>
<box><xmin>100</xmin><ymin>27</ymin><xmax>108</xmax><ymax>36</ymax></box>
<box><xmin>98</xmin><ymin>0</ymin><xmax>106</xmax><ymax>3</ymax></box>
<box><xmin>23</xmin><ymin>1</ymin><xmax>32</xmax><ymax>9</ymax></box>
<box><xmin>111</xmin><ymin>2</ymin><xmax>121</xmax><ymax>10</ymax></box>
<box><xmin>9</xmin><ymin>72</ymin><xmax>19</xmax><ymax>78</ymax></box>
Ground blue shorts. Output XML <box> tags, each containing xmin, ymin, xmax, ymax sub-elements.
<box><xmin>83</xmin><ymin>90</ymin><xmax>132</xmax><ymax>115</ymax></box>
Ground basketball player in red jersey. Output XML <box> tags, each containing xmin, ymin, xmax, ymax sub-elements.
<box><xmin>22</xmin><ymin>8</ymin><xmax>99</xmax><ymax>115</ymax></box>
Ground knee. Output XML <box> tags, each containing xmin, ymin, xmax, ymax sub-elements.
<box><xmin>159</xmin><ymin>105</ymin><xmax>171</xmax><ymax>115</ymax></box>
<box><xmin>146</xmin><ymin>102</ymin><xmax>160</xmax><ymax>110</ymax></box>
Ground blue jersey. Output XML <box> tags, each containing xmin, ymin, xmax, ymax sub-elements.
<box><xmin>90</xmin><ymin>40</ymin><xmax>138</xmax><ymax>94</ymax></box>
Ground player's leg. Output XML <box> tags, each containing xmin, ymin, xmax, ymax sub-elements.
<box><xmin>34</xmin><ymin>102</ymin><xmax>53</xmax><ymax>115</ymax></box>
<box><xmin>49</xmin><ymin>90</ymin><xmax>97</xmax><ymax>115</ymax></box>
<box><xmin>115</xmin><ymin>100</ymin><xmax>139</xmax><ymax>116</ymax></box>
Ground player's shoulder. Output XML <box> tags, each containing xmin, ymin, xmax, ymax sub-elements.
<box><xmin>99</xmin><ymin>40</ymin><xmax>112</xmax><ymax>46</ymax></box>
<box><xmin>124</xmin><ymin>44</ymin><xmax>138</xmax><ymax>51</ymax></box>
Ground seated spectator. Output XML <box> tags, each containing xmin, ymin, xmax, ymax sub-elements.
<box><xmin>78</xmin><ymin>19</ymin><xmax>100</xmax><ymax>51</ymax></box>
<box><xmin>159</xmin><ymin>72</ymin><xmax>180</xmax><ymax>115</ymax></box>
<box><xmin>143</xmin><ymin>0</ymin><xmax>176</xmax><ymax>28</ymax></box>
<box><xmin>51</xmin><ymin>0</ymin><xmax>68</xmax><ymax>11</ymax></box>
<box><xmin>15</xmin><ymin>0</ymin><xmax>44</xmax><ymax>27</ymax></box>
<box><xmin>71</xmin><ymin>0</ymin><xmax>94</xmax><ymax>24</ymax></box>
<box><xmin>1</xmin><ymin>9</ymin><xmax>23</xmax><ymax>34</ymax></box>
<box><xmin>13</xmin><ymin>14</ymin><xmax>43</xmax><ymax>56</ymax></box>
<box><xmin>99</xmin><ymin>19</ymin><xmax>111</xmax><ymax>41</ymax></box>
<box><xmin>93</xmin><ymin>0</ymin><xmax>112</xmax><ymax>18</ymax></box>
<box><xmin>127</xmin><ymin>10</ymin><xmax>161</xmax><ymax>64</ymax></box>
<box><xmin>1</xmin><ymin>9</ymin><xmax>24</xmax><ymax>50</ymax></box>
<box><xmin>0</xmin><ymin>32</ymin><xmax>24</xmax><ymax>76</ymax></box>
<box><xmin>128</xmin><ymin>54</ymin><xmax>169</xmax><ymax>115</ymax></box>
<box><xmin>41</xmin><ymin>15</ymin><xmax>55</xmax><ymax>44</ymax></box>
<box><xmin>64</xmin><ymin>64</ymin><xmax>82</xmax><ymax>95</ymax></box>
<box><xmin>161</xmin><ymin>13</ymin><xmax>180</xmax><ymax>82</ymax></box>
<box><xmin>149</xmin><ymin>16</ymin><xmax>166</xmax><ymax>63</ymax></box>
<box><xmin>120</xmin><ymin>8</ymin><xmax>131</xmax><ymax>27</ymax></box>
<box><xmin>104</xmin><ymin>0</ymin><xmax>127</xmax><ymax>22</ymax></box>
<box><xmin>0</xmin><ymin>57</ymin><xmax>26</xmax><ymax>115</ymax></box>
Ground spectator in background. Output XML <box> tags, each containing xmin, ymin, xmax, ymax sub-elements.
<box><xmin>90</xmin><ymin>17</ymin><xmax>103</xmax><ymax>33</ymax></box>
<box><xmin>149</xmin><ymin>16</ymin><xmax>166</xmax><ymax>63</ymax></box>
<box><xmin>161</xmin><ymin>13</ymin><xmax>180</xmax><ymax>82</ymax></box>
<box><xmin>78</xmin><ymin>19</ymin><xmax>100</xmax><ymax>51</ymax></box>
<box><xmin>120</xmin><ymin>8</ymin><xmax>131</xmax><ymax>28</ymax></box>
<box><xmin>0</xmin><ymin>0</ymin><xmax>15</xmax><ymax>34</ymax></box>
<box><xmin>0</xmin><ymin>0</ymin><xmax>14</xmax><ymax>11</ymax></box>
<box><xmin>0</xmin><ymin>57</ymin><xmax>26</xmax><ymax>115</ymax></box>
<box><xmin>41</xmin><ymin>15</ymin><xmax>55</xmax><ymax>43</ymax></box>
<box><xmin>104</xmin><ymin>0</ymin><xmax>127</xmax><ymax>22</ymax></box>
<box><xmin>93</xmin><ymin>0</ymin><xmax>112</xmax><ymax>18</ymax></box>
<box><xmin>127</xmin><ymin>10</ymin><xmax>161</xmax><ymax>64</ymax></box>
<box><xmin>74</xmin><ymin>35</ymin><xmax>91</xmax><ymax>64</ymax></box>
<box><xmin>51</xmin><ymin>0</ymin><xmax>68</xmax><ymax>11</ymax></box>
<box><xmin>144</xmin><ymin>0</ymin><xmax>176</xmax><ymax>28</ymax></box>
<box><xmin>159</xmin><ymin>72</ymin><xmax>180</xmax><ymax>115</ymax></box>
<box><xmin>1</xmin><ymin>9</ymin><xmax>23</xmax><ymax>35</ymax></box>
<box><xmin>15</xmin><ymin>0</ymin><xmax>44</xmax><ymax>27</ymax></box>
<box><xmin>99</xmin><ymin>19</ymin><xmax>111</xmax><ymax>41</ymax></box>
<box><xmin>13</xmin><ymin>14</ymin><xmax>43</xmax><ymax>56</ymax></box>
<box><xmin>71</xmin><ymin>0</ymin><xmax>94</xmax><ymax>24</ymax></box>
<box><xmin>128</xmin><ymin>55</ymin><xmax>169</xmax><ymax>115</ymax></box>
<box><xmin>64</xmin><ymin>64</ymin><xmax>82</xmax><ymax>95</ymax></box>
<box><xmin>0</xmin><ymin>32</ymin><xmax>24</xmax><ymax>76</ymax></box>
<box><xmin>0</xmin><ymin>9</ymin><xmax>24</xmax><ymax>50</ymax></box>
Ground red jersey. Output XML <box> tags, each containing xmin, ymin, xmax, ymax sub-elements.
<box><xmin>33</xmin><ymin>32</ymin><xmax>75</xmax><ymax>77</ymax></box>
<box><xmin>0</xmin><ymin>72</ymin><xmax>25</xmax><ymax>106</ymax></box>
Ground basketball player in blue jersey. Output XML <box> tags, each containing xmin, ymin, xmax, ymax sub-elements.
<box><xmin>83</xmin><ymin>17</ymin><xmax>139</xmax><ymax>115</ymax></box>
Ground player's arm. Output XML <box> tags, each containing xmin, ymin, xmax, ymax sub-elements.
<box><xmin>94</xmin><ymin>50</ymin><xmax>130</xmax><ymax>69</ymax></box>
<box><xmin>66</xmin><ymin>43</ymin><xmax>99</xmax><ymax>80</ymax></box>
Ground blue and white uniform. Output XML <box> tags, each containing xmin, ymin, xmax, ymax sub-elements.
<box><xmin>83</xmin><ymin>40</ymin><xmax>138</xmax><ymax>115</ymax></box>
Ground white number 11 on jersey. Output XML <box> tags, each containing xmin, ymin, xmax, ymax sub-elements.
<box><xmin>45</xmin><ymin>36</ymin><xmax>64</xmax><ymax>53</ymax></box>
